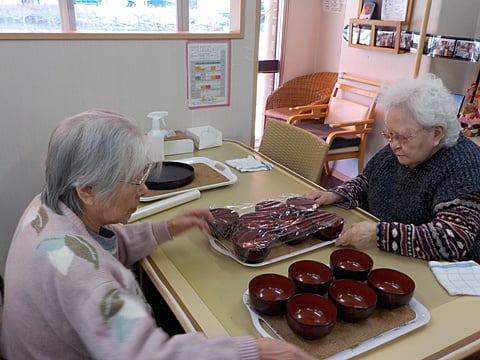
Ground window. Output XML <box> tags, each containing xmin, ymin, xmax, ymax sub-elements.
<box><xmin>0</xmin><ymin>0</ymin><xmax>243</xmax><ymax>39</ymax></box>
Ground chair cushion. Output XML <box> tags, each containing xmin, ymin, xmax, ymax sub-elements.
<box><xmin>295</xmin><ymin>123</ymin><xmax>361</xmax><ymax>149</ymax></box>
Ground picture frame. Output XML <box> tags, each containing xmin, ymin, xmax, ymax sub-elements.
<box><xmin>358</xmin><ymin>27</ymin><xmax>371</xmax><ymax>46</ymax></box>
<box><xmin>410</xmin><ymin>33</ymin><xmax>433</xmax><ymax>55</ymax></box>
<box><xmin>351</xmin><ymin>25</ymin><xmax>360</xmax><ymax>45</ymax></box>
<box><xmin>453</xmin><ymin>39</ymin><xmax>480</xmax><ymax>62</ymax></box>
<box><xmin>360</xmin><ymin>1</ymin><xmax>376</xmax><ymax>20</ymax></box>
<box><xmin>399</xmin><ymin>31</ymin><xmax>412</xmax><ymax>51</ymax></box>
<box><xmin>429</xmin><ymin>36</ymin><xmax>456</xmax><ymax>58</ymax></box>
<box><xmin>375</xmin><ymin>30</ymin><xmax>395</xmax><ymax>48</ymax></box>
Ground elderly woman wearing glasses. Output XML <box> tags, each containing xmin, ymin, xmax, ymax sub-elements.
<box><xmin>1</xmin><ymin>110</ymin><xmax>314</xmax><ymax>360</ymax></box>
<box><xmin>306</xmin><ymin>74</ymin><xmax>480</xmax><ymax>262</ymax></box>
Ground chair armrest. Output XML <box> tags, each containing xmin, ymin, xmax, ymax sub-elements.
<box><xmin>325</xmin><ymin>128</ymin><xmax>373</xmax><ymax>145</ymax></box>
<box><xmin>287</xmin><ymin>104</ymin><xmax>329</xmax><ymax>124</ymax></box>
<box><xmin>289</xmin><ymin>104</ymin><xmax>329</xmax><ymax>111</ymax></box>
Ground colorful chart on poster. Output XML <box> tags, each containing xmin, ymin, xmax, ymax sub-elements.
<box><xmin>187</xmin><ymin>40</ymin><xmax>230</xmax><ymax>108</ymax></box>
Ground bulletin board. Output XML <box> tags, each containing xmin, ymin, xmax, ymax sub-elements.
<box><xmin>186</xmin><ymin>39</ymin><xmax>231</xmax><ymax>109</ymax></box>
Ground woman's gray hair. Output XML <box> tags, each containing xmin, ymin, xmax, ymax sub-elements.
<box><xmin>378</xmin><ymin>73</ymin><xmax>460</xmax><ymax>147</ymax></box>
<box><xmin>41</xmin><ymin>109</ymin><xmax>149</xmax><ymax>215</ymax></box>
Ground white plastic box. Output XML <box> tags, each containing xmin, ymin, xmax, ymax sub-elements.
<box><xmin>185</xmin><ymin>126</ymin><xmax>223</xmax><ymax>150</ymax></box>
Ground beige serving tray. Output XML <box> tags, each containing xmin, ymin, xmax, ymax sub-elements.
<box><xmin>243</xmin><ymin>290</ymin><xmax>430</xmax><ymax>359</ymax></box>
<box><xmin>141</xmin><ymin>157</ymin><xmax>237</xmax><ymax>202</ymax></box>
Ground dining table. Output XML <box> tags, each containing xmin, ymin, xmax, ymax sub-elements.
<box><xmin>136</xmin><ymin>139</ymin><xmax>480</xmax><ymax>360</ymax></box>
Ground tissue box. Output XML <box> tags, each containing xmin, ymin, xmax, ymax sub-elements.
<box><xmin>164</xmin><ymin>131</ymin><xmax>194</xmax><ymax>156</ymax></box>
<box><xmin>185</xmin><ymin>126</ymin><xmax>222</xmax><ymax>150</ymax></box>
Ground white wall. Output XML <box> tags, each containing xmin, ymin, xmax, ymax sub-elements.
<box><xmin>281</xmin><ymin>0</ymin><xmax>344</xmax><ymax>81</ymax></box>
<box><xmin>428</xmin><ymin>0</ymin><xmax>480</xmax><ymax>94</ymax></box>
<box><xmin>0</xmin><ymin>1</ymin><xmax>258</xmax><ymax>274</ymax></box>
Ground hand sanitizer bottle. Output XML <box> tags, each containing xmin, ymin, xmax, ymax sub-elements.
<box><xmin>147</xmin><ymin>111</ymin><xmax>168</xmax><ymax>162</ymax></box>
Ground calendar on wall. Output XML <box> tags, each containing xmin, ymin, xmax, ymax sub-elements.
<box><xmin>186</xmin><ymin>40</ymin><xmax>231</xmax><ymax>109</ymax></box>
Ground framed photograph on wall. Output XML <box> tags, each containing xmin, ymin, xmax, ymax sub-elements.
<box><xmin>358</xmin><ymin>27</ymin><xmax>371</xmax><ymax>46</ymax></box>
<box><xmin>454</xmin><ymin>40</ymin><xmax>480</xmax><ymax>62</ymax></box>
<box><xmin>410</xmin><ymin>33</ymin><xmax>433</xmax><ymax>55</ymax></box>
<box><xmin>399</xmin><ymin>31</ymin><xmax>412</xmax><ymax>51</ymax></box>
<box><xmin>351</xmin><ymin>25</ymin><xmax>361</xmax><ymax>44</ymax></box>
<box><xmin>375</xmin><ymin>30</ymin><xmax>395</xmax><ymax>48</ymax></box>
<box><xmin>429</xmin><ymin>36</ymin><xmax>456</xmax><ymax>57</ymax></box>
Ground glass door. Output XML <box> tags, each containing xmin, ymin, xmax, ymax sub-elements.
<box><xmin>255</xmin><ymin>0</ymin><xmax>285</xmax><ymax>147</ymax></box>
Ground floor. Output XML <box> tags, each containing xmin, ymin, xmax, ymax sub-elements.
<box><xmin>318</xmin><ymin>171</ymin><xmax>344</xmax><ymax>189</ymax></box>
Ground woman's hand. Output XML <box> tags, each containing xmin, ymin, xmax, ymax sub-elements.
<box><xmin>166</xmin><ymin>208</ymin><xmax>214</xmax><ymax>237</ymax></box>
<box><xmin>257</xmin><ymin>338</ymin><xmax>316</xmax><ymax>360</ymax></box>
<box><xmin>304</xmin><ymin>189</ymin><xmax>343</xmax><ymax>207</ymax></box>
<box><xmin>335</xmin><ymin>221</ymin><xmax>378</xmax><ymax>249</ymax></box>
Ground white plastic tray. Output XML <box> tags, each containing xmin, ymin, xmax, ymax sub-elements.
<box><xmin>141</xmin><ymin>157</ymin><xmax>237</xmax><ymax>202</ymax></box>
<box><xmin>242</xmin><ymin>290</ymin><xmax>430</xmax><ymax>359</ymax></box>
<box><xmin>209</xmin><ymin>235</ymin><xmax>335</xmax><ymax>268</ymax></box>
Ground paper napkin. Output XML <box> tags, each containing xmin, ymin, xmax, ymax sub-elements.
<box><xmin>225</xmin><ymin>155</ymin><xmax>273</xmax><ymax>172</ymax></box>
<box><xmin>429</xmin><ymin>260</ymin><xmax>480</xmax><ymax>296</ymax></box>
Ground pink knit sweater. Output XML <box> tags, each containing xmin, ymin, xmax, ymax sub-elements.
<box><xmin>1</xmin><ymin>195</ymin><xmax>257</xmax><ymax>359</ymax></box>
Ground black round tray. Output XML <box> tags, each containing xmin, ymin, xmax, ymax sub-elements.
<box><xmin>145</xmin><ymin>161</ymin><xmax>195</xmax><ymax>190</ymax></box>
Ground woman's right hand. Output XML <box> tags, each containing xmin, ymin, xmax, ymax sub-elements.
<box><xmin>304</xmin><ymin>189</ymin><xmax>343</xmax><ymax>207</ymax></box>
<box><xmin>256</xmin><ymin>338</ymin><xmax>316</xmax><ymax>360</ymax></box>
<box><xmin>166</xmin><ymin>208</ymin><xmax>214</xmax><ymax>237</ymax></box>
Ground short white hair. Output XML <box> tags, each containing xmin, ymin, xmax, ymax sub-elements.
<box><xmin>379</xmin><ymin>73</ymin><xmax>460</xmax><ymax>147</ymax></box>
<box><xmin>41</xmin><ymin>109</ymin><xmax>148</xmax><ymax>215</ymax></box>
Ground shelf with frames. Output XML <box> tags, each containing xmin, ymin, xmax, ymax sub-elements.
<box><xmin>348</xmin><ymin>0</ymin><xmax>414</xmax><ymax>54</ymax></box>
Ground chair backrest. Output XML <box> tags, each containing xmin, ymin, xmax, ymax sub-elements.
<box><xmin>265</xmin><ymin>72</ymin><xmax>338</xmax><ymax>110</ymax></box>
<box><xmin>259</xmin><ymin>119</ymin><xmax>330</xmax><ymax>183</ymax></box>
<box><xmin>325</xmin><ymin>79</ymin><xmax>379</xmax><ymax>131</ymax></box>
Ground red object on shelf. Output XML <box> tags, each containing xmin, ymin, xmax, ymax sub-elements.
<box><xmin>459</xmin><ymin>115</ymin><xmax>480</xmax><ymax>126</ymax></box>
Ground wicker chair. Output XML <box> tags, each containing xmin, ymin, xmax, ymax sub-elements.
<box><xmin>264</xmin><ymin>72</ymin><xmax>338</xmax><ymax>123</ymax></box>
<box><xmin>258</xmin><ymin>118</ymin><xmax>329</xmax><ymax>183</ymax></box>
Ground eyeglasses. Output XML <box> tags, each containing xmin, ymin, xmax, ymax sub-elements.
<box><xmin>120</xmin><ymin>163</ymin><xmax>153</xmax><ymax>186</ymax></box>
<box><xmin>381</xmin><ymin>130</ymin><xmax>421</xmax><ymax>144</ymax></box>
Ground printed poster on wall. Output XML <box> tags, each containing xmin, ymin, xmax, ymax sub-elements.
<box><xmin>322</xmin><ymin>0</ymin><xmax>345</xmax><ymax>13</ymax></box>
<box><xmin>186</xmin><ymin>40</ymin><xmax>231</xmax><ymax>109</ymax></box>
<box><xmin>381</xmin><ymin>0</ymin><xmax>408</xmax><ymax>21</ymax></box>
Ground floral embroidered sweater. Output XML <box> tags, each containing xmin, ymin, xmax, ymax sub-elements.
<box><xmin>1</xmin><ymin>195</ymin><xmax>258</xmax><ymax>359</ymax></box>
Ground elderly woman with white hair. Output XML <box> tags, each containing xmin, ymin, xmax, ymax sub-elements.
<box><xmin>1</xmin><ymin>109</ymin><xmax>314</xmax><ymax>360</ymax></box>
<box><xmin>306</xmin><ymin>74</ymin><xmax>480</xmax><ymax>262</ymax></box>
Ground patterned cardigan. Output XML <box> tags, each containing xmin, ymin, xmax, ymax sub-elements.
<box><xmin>1</xmin><ymin>195</ymin><xmax>257</xmax><ymax>359</ymax></box>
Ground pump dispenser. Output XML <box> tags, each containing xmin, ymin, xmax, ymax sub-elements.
<box><xmin>147</xmin><ymin>111</ymin><xmax>168</xmax><ymax>162</ymax></box>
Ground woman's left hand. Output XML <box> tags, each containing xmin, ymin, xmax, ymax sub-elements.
<box><xmin>335</xmin><ymin>221</ymin><xmax>378</xmax><ymax>249</ymax></box>
<box><xmin>167</xmin><ymin>208</ymin><xmax>214</xmax><ymax>237</ymax></box>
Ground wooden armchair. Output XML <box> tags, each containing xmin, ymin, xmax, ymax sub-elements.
<box><xmin>277</xmin><ymin>73</ymin><xmax>382</xmax><ymax>175</ymax></box>
<box><xmin>264</xmin><ymin>72</ymin><xmax>338</xmax><ymax>122</ymax></box>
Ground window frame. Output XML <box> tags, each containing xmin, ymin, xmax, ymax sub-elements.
<box><xmin>0</xmin><ymin>0</ymin><xmax>244</xmax><ymax>40</ymax></box>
